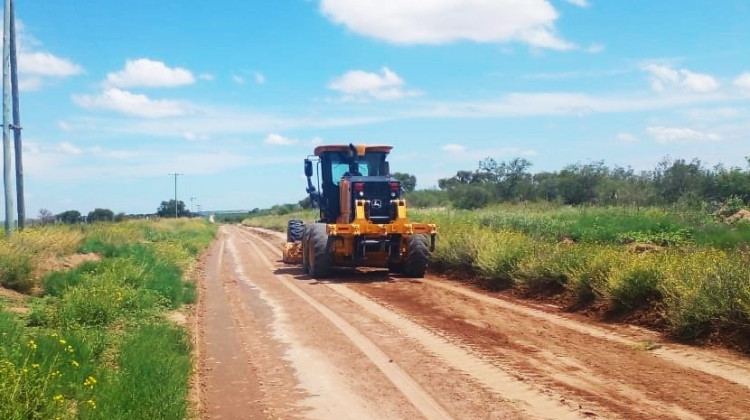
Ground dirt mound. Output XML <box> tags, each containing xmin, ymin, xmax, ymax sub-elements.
<box><xmin>726</xmin><ymin>209</ymin><xmax>750</xmax><ymax>223</ymax></box>
<box><xmin>35</xmin><ymin>253</ymin><xmax>100</xmax><ymax>278</ymax></box>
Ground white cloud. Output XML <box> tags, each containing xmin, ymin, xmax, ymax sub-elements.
<box><xmin>264</xmin><ymin>133</ymin><xmax>298</xmax><ymax>146</ymax></box>
<box><xmin>57</xmin><ymin>142</ymin><xmax>83</xmax><ymax>155</ymax></box>
<box><xmin>644</xmin><ymin>64</ymin><xmax>719</xmax><ymax>93</ymax></box>
<box><xmin>565</xmin><ymin>0</ymin><xmax>589</xmax><ymax>6</ymax></box>
<box><xmin>441</xmin><ymin>144</ymin><xmax>466</xmax><ymax>153</ymax></box>
<box><xmin>414</xmin><ymin>90</ymin><xmax>729</xmax><ymax>119</ymax></box>
<box><xmin>232</xmin><ymin>75</ymin><xmax>245</xmax><ymax>85</ymax></box>
<box><xmin>198</xmin><ymin>73</ymin><xmax>215</xmax><ymax>81</ymax></box>
<box><xmin>734</xmin><ymin>72</ymin><xmax>750</xmax><ymax>91</ymax></box>
<box><xmin>18</xmin><ymin>51</ymin><xmax>83</xmax><ymax>77</ymax></box>
<box><xmin>105</xmin><ymin>58</ymin><xmax>195</xmax><ymax>88</ymax></box>
<box><xmin>646</xmin><ymin>126</ymin><xmax>721</xmax><ymax>143</ymax></box>
<box><xmin>58</xmin><ymin>121</ymin><xmax>73</xmax><ymax>132</ymax></box>
<box><xmin>72</xmin><ymin>88</ymin><xmax>189</xmax><ymax>118</ymax></box>
<box><xmin>18</xmin><ymin>77</ymin><xmax>43</xmax><ymax>91</ymax></box>
<box><xmin>680</xmin><ymin>69</ymin><xmax>720</xmax><ymax>93</ymax></box>
<box><xmin>319</xmin><ymin>0</ymin><xmax>574</xmax><ymax>50</ymax></box>
<box><xmin>585</xmin><ymin>43</ymin><xmax>605</xmax><ymax>53</ymax></box>
<box><xmin>182</xmin><ymin>131</ymin><xmax>210</xmax><ymax>141</ymax></box>
<box><xmin>310</xmin><ymin>137</ymin><xmax>323</xmax><ymax>145</ymax></box>
<box><xmin>254</xmin><ymin>72</ymin><xmax>266</xmax><ymax>84</ymax></box>
<box><xmin>328</xmin><ymin>67</ymin><xmax>419</xmax><ymax>101</ymax></box>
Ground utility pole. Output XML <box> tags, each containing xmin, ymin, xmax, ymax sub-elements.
<box><xmin>169</xmin><ymin>173</ymin><xmax>183</xmax><ymax>218</ymax></box>
<box><xmin>9</xmin><ymin>0</ymin><xmax>22</xmax><ymax>229</ymax></box>
<box><xmin>190</xmin><ymin>196</ymin><xmax>195</xmax><ymax>214</ymax></box>
<box><xmin>2</xmin><ymin>0</ymin><xmax>14</xmax><ymax>234</ymax></box>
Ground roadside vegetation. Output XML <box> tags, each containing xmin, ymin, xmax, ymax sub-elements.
<box><xmin>0</xmin><ymin>219</ymin><xmax>215</xmax><ymax>419</ymax></box>
<box><xmin>243</xmin><ymin>154</ymin><xmax>750</xmax><ymax>351</ymax></box>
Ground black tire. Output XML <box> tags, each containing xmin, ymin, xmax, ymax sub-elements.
<box><xmin>308</xmin><ymin>223</ymin><xmax>333</xmax><ymax>279</ymax></box>
<box><xmin>387</xmin><ymin>262</ymin><xmax>404</xmax><ymax>274</ymax></box>
<box><xmin>403</xmin><ymin>234</ymin><xmax>429</xmax><ymax>278</ymax></box>
<box><xmin>287</xmin><ymin>219</ymin><xmax>304</xmax><ymax>242</ymax></box>
<box><xmin>301</xmin><ymin>225</ymin><xmax>311</xmax><ymax>274</ymax></box>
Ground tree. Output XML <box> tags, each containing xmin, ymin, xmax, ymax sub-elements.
<box><xmin>38</xmin><ymin>209</ymin><xmax>55</xmax><ymax>225</ymax></box>
<box><xmin>157</xmin><ymin>200</ymin><xmax>188</xmax><ymax>218</ymax></box>
<box><xmin>88</xmin><ymin>208</ymin><xmax>114</xmax><ymax>222</ymax></box>
<box><xmin>56</xmin><ymin>210</ymin><xmax>81</xmax><ymax>224</ymax></box>
<box><xmin>392</xmin><ymin>172</ymin><xmax>417</xmax><ymax>193</ymax></box>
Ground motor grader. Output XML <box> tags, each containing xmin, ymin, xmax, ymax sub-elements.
<box><xmin>282</xmin><ymin>144</ymin><xmax>436</xmax><ymax>278</ymax></box>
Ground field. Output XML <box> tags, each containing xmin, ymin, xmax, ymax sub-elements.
<box><xmin>243</xmin><ymin>204</ymin><xmax>750</xmax><ymax>349</ymax></box>
<box><xmin>0</xmin><ymin>219</ymin><xmax>216</xmax><ymax>420</ymax></box>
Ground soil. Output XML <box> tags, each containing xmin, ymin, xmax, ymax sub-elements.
<box><xmin>726</xmin><ymin>209</ymin><xmax>750</xmax><ymax>223</ymax></box>
<box><xmin>195</xmin><ymin>225</ymin><xmax>750</xmax><ymax>419</ymax></box>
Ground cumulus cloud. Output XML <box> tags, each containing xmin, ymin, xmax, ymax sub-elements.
<box><xmin>646</xmin><ymin>126</ymin><xmax>721</xmax><ymax>143</ymax></box>
<box><xmin>105</xmin><ymin>58</ymin><xmax>195</xmax><ymax>88</ymax></box>
<box><xmin>264</xmin><ymin>133</ymin><xmax>298</xmax><ymax>146</ymax></box>
<box><xmin>441</xmin><ymin>144</ymin><xmax>466</xmax><ymax>153</ymax></box>
<box><xmin>72</xmin><ymin>88</ymin><xmax>189</xmax><ymax>118</ymax></box>
<box><xmin>18</xmin><ymin>77</ymin><xmax>43</xmax><ymax>91</ymax></box>
<box><xmin>565</xmin><ymin>0</ymin><xmax>589</xmax><ymax>6</ymax></box>
<box><xmin>19</xmin><ymin>51</ymin><xmax>83</xmax><ymax>77</ymax></box>
<box><xmin>328</xmin><ymin>67</ymin><xmax>419</xmax><ymax>101</ymax></box>
<box><xmin>735</xmin><ymin>72</ymin><xmax>750</xmax><ymax>91</ymax></box>
<box><xmin>319</xmin><ymin>0</ymin><xmax>575</xmax><ymax>50</ymax></box>
<box><xmin>644</xmin><ymin>64</ymin><xmax>719</xmax><ymax>93</ymax></box>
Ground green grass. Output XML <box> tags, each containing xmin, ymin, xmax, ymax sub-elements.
<box><xmin>86</xmin><ymin>323</ymin><xmax>191</xmax><ymax>420</ymax></box>
<box><xmin>242</xmin><ymin>209</ymin><xmax>317</xmax><ymax>232</ymax></box>
<box><xmin>413</xmin><ymin>204</ymin><xmax>750</xmax><ymax>343</ymax></box>
<box><xmin>0</xmin><ymin>219</ymin><xmax>216</xmax><ymax>419</ymax></box>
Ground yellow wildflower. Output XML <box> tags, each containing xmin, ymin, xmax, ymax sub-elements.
<box><xmin>87</xmin><ymin>399</ymin><xmax>96</xmax><ymax>409</ymax></box>
<box><xmin>59</xmin><ymin>339</ymin><xmax>66</xmax><ymax>345</ymax></box>
<box><xmin>53</xmin><ymin>394</ymin><xmax>64</xmax><ymax>402</ymax></box>
<box><xmin>71</xmin><ymin>360</ymin><xmax>79</xmax><ymax>367</ymax></box>
<box><xmin>84</xmin><ymin>376</ymin><xmax>97</xmax><ymax>388</ymax></box>
<box><xmin>27</xmin><ymin>339</ymin><xmax>37</xmax><ymax>350</ymax></box>
<box><xmin>67</xmin><ymin>345</ymin><xmax>74</xmax><ymax>353</ymax></box>
<box><xmin>31</xmin><ymin>363</ymin><xmax>40</xmax><ymax>369</ymax></box>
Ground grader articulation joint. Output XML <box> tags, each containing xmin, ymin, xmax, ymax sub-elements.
<box><xmin>282</xmin><ymin>144</ymin><xmax>437</xmax><ymax>278</ymax></box>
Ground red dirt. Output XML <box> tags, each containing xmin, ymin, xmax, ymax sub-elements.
<box><xmin>194</xmin><ymin>226</ymin><xmax>750</xmax><ymax>419</ymax></box>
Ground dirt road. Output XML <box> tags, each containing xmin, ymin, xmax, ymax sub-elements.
<box><xmin>196</xmin><ymin>225</ymin><xmax>750</xmax><ymax>419</ymax></box>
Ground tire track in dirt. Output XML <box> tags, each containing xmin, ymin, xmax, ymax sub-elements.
<box><xmin>241</xmin><ymin>232</ymin><xmax>454</xmax><ymax>420</ymax></box>
<box><xmin>245</xmin><ymin>226</ymin><xmax>750</xmax><ymax>419</ymax></box>
<box><xmin>247</xmin><ymin>228</ymin><xmax>599</xmax><ymax>420</ymax></box>
<box><xmin>421</xmin><ymin>278</ymin><xmax>750</xmax><ymax>390</ymax></box>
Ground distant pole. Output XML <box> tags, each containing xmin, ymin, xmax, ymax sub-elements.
<box><xmin>169</xmin><ymin>173</ymin><xmax>183</xmax><ymax>218</ymax></box>
<box><xmin>2</xmin><ymin>0</ymin><xmax>14</xmax><ymax>234</ymax></box>
<box><xmin>9</xmin><ymin>0</ymin><xmax>22</xmax><ymax>229</ymax></box>
<box><xmin>190</xmin><ymin>196</ymin><xmax>195</xmax><ymax>214</ymax></box>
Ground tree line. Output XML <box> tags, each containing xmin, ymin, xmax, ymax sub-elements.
<box><xmin>407</xmin><ymin>156</ymin><xmax>750</xmax><ymax>210</ymax></box>
<box><xmin>33</xmin><ymin>199</ymin><xmax>194</xmax><ymax>225</ymax></box>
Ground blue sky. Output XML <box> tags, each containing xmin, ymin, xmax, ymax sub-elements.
<box><xmin>8</xmin><ymin>0</ymin><xmax>750</xmax><ymax>215</ymax></box>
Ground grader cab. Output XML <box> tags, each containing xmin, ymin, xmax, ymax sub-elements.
<box><xmin>282</xmin><ymin>144</ymin><xmax>436</xmax><ymax>278</ymax></box>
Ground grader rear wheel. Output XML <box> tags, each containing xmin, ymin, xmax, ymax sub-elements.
<box><xmin>308</xmin><ymin>223</ymin><xmax>333</xmax><ymax>279</ymax></box>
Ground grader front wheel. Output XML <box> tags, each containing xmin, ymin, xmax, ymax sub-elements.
<box><xmin>403</xmin><ymin>234</ymin><xmax>429</xmax><ymax>278</ymax></box>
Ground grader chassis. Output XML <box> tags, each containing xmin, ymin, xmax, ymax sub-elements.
<box><xmin>283</xmin><ymin>144</ymin><xmax>436</xmax><ymax>278</ymax></box>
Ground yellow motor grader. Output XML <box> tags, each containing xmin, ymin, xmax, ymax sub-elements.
<box><xmin>283</xmin><ymin>144</ymin><xmax>436</xmax><ymax>278</ymax></box>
